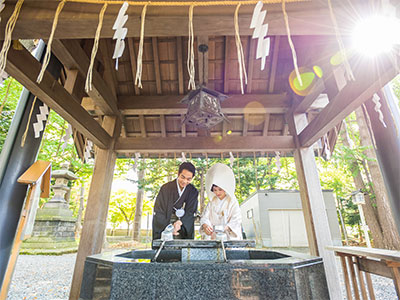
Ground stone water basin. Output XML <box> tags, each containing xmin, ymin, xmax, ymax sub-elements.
<box><xmin>79</xmin><ymin>240</ymin><xmax>329</xmax><ymax>300</ymax></box>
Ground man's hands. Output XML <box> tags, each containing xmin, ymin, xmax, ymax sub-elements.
<box><xmin>173</xmin><ymin>220</ymin><xmax>182</xmax><ymax>235</ymax></box>
<box><xmin>202</xmin><ymin>224</ymin><xmax>213</xmax><ymax>236</ymax></box>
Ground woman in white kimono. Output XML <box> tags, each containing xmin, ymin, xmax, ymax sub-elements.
<box><xmin>200</xmin><ymin>163</ymin><xmax>242</xmax><ymax>240</ymax></box>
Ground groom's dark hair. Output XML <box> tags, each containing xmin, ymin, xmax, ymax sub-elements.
<box><xmin>178</xmin><ymin>162</ymin><xmax>196</xmax><ymax>177</ymax></box>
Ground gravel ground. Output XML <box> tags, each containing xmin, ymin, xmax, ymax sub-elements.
<box><xmin>6</xmin><ymin>253</ymin><xmax>398</xmax><ymax>299</ymax></box>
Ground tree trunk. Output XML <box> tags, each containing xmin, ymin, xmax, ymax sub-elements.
<box><xmin>132</xmin><ymin>161</ymin><xmax>145</xmax><ymax>241</ymax></box>
<box><xmin>355</xmin><ymin>107</ymin><xmax>400</xmax><ymax>249</ymax></box>
<box><xmin>340</xmin><ymin>122</ymin><xmax>385</xmax><ymax>248</ymax></box>
<box><xmin>199</xmin><ymin>169</ymin><xmax>206</xmax><ymax>214</ymax></box>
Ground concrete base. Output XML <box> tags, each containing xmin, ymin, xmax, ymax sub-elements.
<box><xmin>21</xmin><ymin>207</ymin><xmax>78</xmax><ymax>255</ymax></box>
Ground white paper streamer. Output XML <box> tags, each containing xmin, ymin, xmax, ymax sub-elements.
<box><xmin>250</xmin><ymin>1</ymin><xmax>270</xmax><ymax>71</ymax></box>
<box><xmin>61</xmin><ymin>124</ymin><xmax>73</xmax><ymax>151</ymax></box>
<box><xmin>84</xmin><ymin>139</ymin><xmax>93</xmax><ymax>162</ymax></box>
<box><xmin>181</xmin><ymin>152</ymin><xmax>187</xmax><ymax>162</ymax></box>
<box><xmin>275</xmin><ymin>151</ymin><xmax>281</xmax><ymax>172</ymax></box>
<box><xmin>229</xmin><ymin>152</ymin><xmax>235</xmax><ymax>168</ymax></box>
<box><xmin>372</xmin><ymin>93</ymin><xmax>387</xmax><ymax>128</ymax></box>
<box><xmin>32</xmin><ymin>103</ymin><xmax>49</xmax><ymax>138</ymax></box>
<box><xmin>112</xmin><ymin>1</ymin><xmax>129</xmax><ymax>70</ymax></box>
<box><xmin>324</xmin><ymin>135</ymin><xmax>331</xmax><ymax>160</ymax></box>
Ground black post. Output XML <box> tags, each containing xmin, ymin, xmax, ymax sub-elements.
<box><xmin>364</xmin><ymin>84</ymin><xmax>400</xmax><ymax>235</ymax></box>
<box><xmin>0</xmin><ymin>44</ymin><xmax>62</xmax><ymax>288</ymax></box>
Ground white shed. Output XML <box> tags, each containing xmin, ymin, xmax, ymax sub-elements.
<box><xmin>240</xmin><ymin>190</ymin><xmax>342</xmax><ymax>248</ymax></box>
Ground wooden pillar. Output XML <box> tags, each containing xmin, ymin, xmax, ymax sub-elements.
<box><xmin>69</xmin><ymin>116</ymin><xmax>120</xmax><ymax>300</ymax></box>
<box><xmin>290</xmin><ymin>113</ymin><xmax>343</xmax><ymax>300</ymax></box>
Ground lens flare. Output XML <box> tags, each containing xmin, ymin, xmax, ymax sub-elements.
<box><xmin>289</xmin><ymin>67</ymin><xmax>316</xmax><ymax>96</ymax></box>
<box><xmin>313</xmin><ymin>65</ymin><xmax>323</xmax><ymax>78</ymax></box>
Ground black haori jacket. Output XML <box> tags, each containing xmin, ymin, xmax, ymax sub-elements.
<box><xmin>152</xmin><ymin>179</ymin><xmax>198</xmax><ymax>240</ymax></box>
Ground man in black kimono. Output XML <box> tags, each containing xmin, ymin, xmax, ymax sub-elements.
<box><xmin>152</xmin><ymin>162</ymin><xmax>199</xmax><ymax>240</ymax></box>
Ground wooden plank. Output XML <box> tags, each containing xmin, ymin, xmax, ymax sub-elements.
<box><xmin>2</xmin><ymin>4</ymin><xmax>345</xmax><ymax>39</ymax></box>
<box><xmin>246</xmin><ymin>37</ymin><xmax>255</xmax><ymax>94</ymax></box>
<box><xmin>127</xmin><ymin>38</ymin><xmax>141</xmax><ymax>95</ymax></box>
<box><xmin>299</xmin><ymin>57</ymin><xmax>397</xmax><ymax>147</ymax></box>
<box><xmin>357</xmin><ymin>256</ymin><xmax>393</xmax><ymax>278</ymax></box>
<box><xmin>139</xmin><ymin>115</ymin><xmax>147</xmax><ymax>138</ymax></box>
<box><xmin>99</xmin><ymin>39</ymin><xmax>118</xmax><ymax>98</ymax></box>
<box><xmin>116</xmin><ymin>136</ymin><xmax>295</xmax><ymax>152</ymax></box>
<box><xmin>293</xmin><ymin>79</ymin><xmax>325</xmax><ymax>114</ymax></box>
<box><xmin>355</xmin><ymin>258</ymin><xmax>368</xmax><ymax>300</ymax></box>
<box><xmin>243</xmin><ymin>114</ymin><xmax>249</xmax><ymax>136</ymax></box>
<box><xmin>365</xmin><ymin>273</ymin><xmax>376</xmax><ymax>300</ymax></box>
<box><xmin>17</xmin><ymin>160</ymin><xmax>51</xmax><ymax>186</ymax></box>
<box><xmin>160</xmin><ymin>114</ymin><xmax>167</xmax><ymax>138</ymax></box>
<box><xmin>51</xmin><ymin>39</ymin><xmax>119</xmax><ymax>116</ymax></box>
<box><xmin>340</xmin><ymin>255</ymin><xmax>353</xmax><ymax>300</ymax></box>
<box><xmin>224</xmin><ymin>36</ymin><xmax>230</xmax><ymax>94</ymax></box>
<box><xmin>118</xmin><ymin>94</ymin><xmax>291</xmax><ymax>114</ymax></box>
<box><xmin>390</xmin><ymin>265</ymin><xmax>400</xmax><ymax>299</ymax></box>
<box><xmin>181</xmin><ymin>115</ymin><xmax>186</xmax><ymax>137</ymax></box>
<box><xmin>176</xmin><ymin>37</ymin><xmax>184</xmax><ymax>95</ymax></box>
<box><xmin>347</xmin><ymin>256</ymin><xmax>361</xmax><ymax>300</ymax></box>
<box><xmin>197</xmin><ymin>36</ymin><xmax>209</xmax><ymax>86</ymax></box>
<box><xmin>262</xmin><ymin>113</ymin><xmax>270</xmax><ymax>136</ymax></box>
<box><xmin>328</xmin><ymin>246</ymin><xmax>400</xmax><ymax>264</ymax></box>
<box><xmin>291</xmin><ymin>112</ymin><xmax>343</xmax><ymax>300</ymax></box>
<box><xmin>5</xmin><ymin>46</ymin><xmax>111</xmax><ymax>149</ymax></box>
<box><xmin>222</xmin><ymin>120</ymin><xmax>228</xmax><ymax>136</ymax></box>
<box><xmin>152</xmin><ymin>37</ymin><xmax>162</xmax><ymax>94</ymax></box>
<box><xmin>268</xmin><ymin>35</ymin><xmax>280</xmax><ymax>93</ymax></box>
<box><xmin>69</xmin><ymin>116</ymin><xmax>118</xmax><ymax>300</ymax></box>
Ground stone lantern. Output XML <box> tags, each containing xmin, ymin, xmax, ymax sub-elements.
<box><xmin>22</xmin><ymin>162</ymin><xmax>79</xmax><ymax>255</ymax></box>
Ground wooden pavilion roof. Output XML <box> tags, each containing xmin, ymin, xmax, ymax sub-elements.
<box><xmin>1</xmin><ymin>0</ymin><xmax>398</xmax><ymax>158</ymax></box>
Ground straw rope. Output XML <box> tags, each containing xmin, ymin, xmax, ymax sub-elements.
<box><xmin>0</xmin><ymin>78</ymin><xmax>13</xmax><ymax>118</ymax></box>
<box><xmin>234</xmin><ymin>3</ymin><xmax>247</xmax><ymax>95</ymax></box>
<box><xmin>135</xmin><ymin>3</ymin><xmax>148</xmax><ymax>89</ymax></box>
<box><xmin>37</xmin><ymin>0</ymin><xmax>66</xmax><ymax>83</ymax></box>
<box><xmin>21</xmin><ymin>96</ymin><xmax>37</xmax><ymax>148</ymax></box>
<box><xmin>187</xmin><ymin>5</ymin><xmax>195</xmax><ymax>90</ymax></box>
<box><xmin>327</xmin><ymin>0</ymin><xmax>354</xmax><ymax>81</ymax></box>
<box><xmin>85</xmin><ymin>3</ymin><xmax>108</xmax><ymax>92</ymax></box>
<box><xmin>65</xmin><ymin>0</ymin><xmax>308</xmax><ymax>5</ymax></box>
<box><xmin>0</xmin><ymin>0</ymin><xmax>24</xmax><ymax>74</ymax></box>
<box><xmin>282</xmin><ymin>0</ymin><xmax>302</xmax><ymax>86</ymax></box>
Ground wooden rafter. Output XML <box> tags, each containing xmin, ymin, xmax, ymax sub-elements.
<box><xmin>99</xmin><ymin>39</ymin><xmax>118</xmax><ymax>98</ymax></box>
<box><xmin>116</xmin><ymin>136</ymin><xmax>295</xmax><ymax>152</ymax></box>
<box><xmin>246</xmin><ymin>37</ymin><xmax>255</xmax><ymax>94</ymax></box>
<box><xmin>299</xmin><ymin>56</ymin><xmax>397</xmax><ymax>148</ymax></box>
<box><xmin>116</xmin><ymin>94</ymin><xmax>291</xmax><ymax>115</ymax></box>
<box><xmin>139</xmin><ymin>115</ymin><xmax>146</xmax><ymax>138</ymax></box>
<box><xmin>268</xmin><ymin>35</ymin><xmax>280</xmax><ymax>93</ymax></box>
<box><xmin>160</xmin><ymin>114</ymin><xmax>167</xmax><ymax>137</ymax></box>
<box><xmin>223</xmin><ymin>36</ymin><xmax>230</xmax><ymax>94</ymax></box>
<box><xmin>176</xmin><ymin>37</ymin><xmax>184</xmax><ymax>94</ymax></box>
<box><xmin>152</xmin><ymin>37</ymin><xmax>162</xmax><ymax>94</ymax></box>
<box><xmin>262</xmin><ymin>113</ymin><xmax>270</xmax><ymax>136</ymax></box>
<box><xmin>293</xmin><ymin>79</ymin><xmax>325</xmax><ymax>114</ymax></box>
<box><xmin>51</xmin><ymin>39</ymin><xmax>120</xmax><ymax>116</ymax></box>
<box><xmin>243</xmin><ymin>114</ymin><xmax>249</xmax><ymax>136</ymax></box>
<box><xmin>5</xmin><ymin>46</ymin><xmax>111</xmax><ymax>148</ymax></box>
<box><xmin>181</xmin><ymin>115</ymin><xmax>186</xmax><ymax>137</ymax></box>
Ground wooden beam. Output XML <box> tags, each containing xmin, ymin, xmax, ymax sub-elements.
<box><xmin>224</xmin><ymin>36</ymin><xmax>230</xmax><ymax>94</ymax></box>
<box><xmin>118</xmin><ymin>93</ymin><xmax>291</xmax><ymax>114</ymax></box>
<box><xmin>5</xmin><ymin>46</ymin><xmax>111</xmax><ymax>149</ymax></box>
<box><xmin>299</xmin><ymin>56</ymin><xmax>397</xmax><ymax>148</ymax></box>
<box><xmin>268</xmin><ymin>35</ymin><xmax>280</xmax><ymax>93</ymax></box>
<box><xmin>139</xmin><ymin>115</ymin><xmax>146</xmax><ymax>138</ymax></box>
<box><xmin>127</xmin><ymin>38</ymin><xmax>141</xmax><ymax>95</ymax></box>
<box><xmin>293</xmin><ymin>79</ymin><xmax>326</xmax><ymax>114</ymax></box>
<box><xmin>115</xmin><ymin>136</ymin><xmax>295</xmax><ymax>152</ymax></box>
<box><xmin>176</xmin><ymin>37</ymin><xmax>184</xmax><ymax>95</ymax></box>
<box><xmin>99</xmin><ymin>39</ymin><xmax>118</xmax><ymax>98</ymax></box>
<box><xmin>246</xmin><ymin>37</ymin><xmax>256</xmax><ymax>94</ymax></box>
<box><xmin>69</xmin><ymin>116</ymin><xmax>118</xmax><ymax>300</ymax></box>
<box><xmin>51</xmin><ymin>39</ymin><xmax>119</xmax><ymax>116</ymax></box>
<box><xmin>197</xmin><ymin>36</ymin><xmax>209</xmax><ymax>86</ymax></box>
<box><xmin>243</xmin><ymin>114</ymin><xmax>249</xmax><ymax>136</ymax></box>
<box><xmin>181</xmin><ymin>115</ymin><xmax>186</xmax><ymax>137</ymax></box>
<box><xmin>262</xmin><ymin>113</ymin><xmax>270</xmax><ymax>136</ymax></box>
<box><xmin>3</xmin><ymin>4</ymin><xmax>347</xmax><ymax>39</ymax></box>
<box><xmin>152</xmin><ymin>37</ymin><xmax>162</xmax><ymax>94</ymax></box>
<box><xmin>160</xmin><ymin>114</ymin><xmax>166</xmax><ymax>137</ymax></box>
